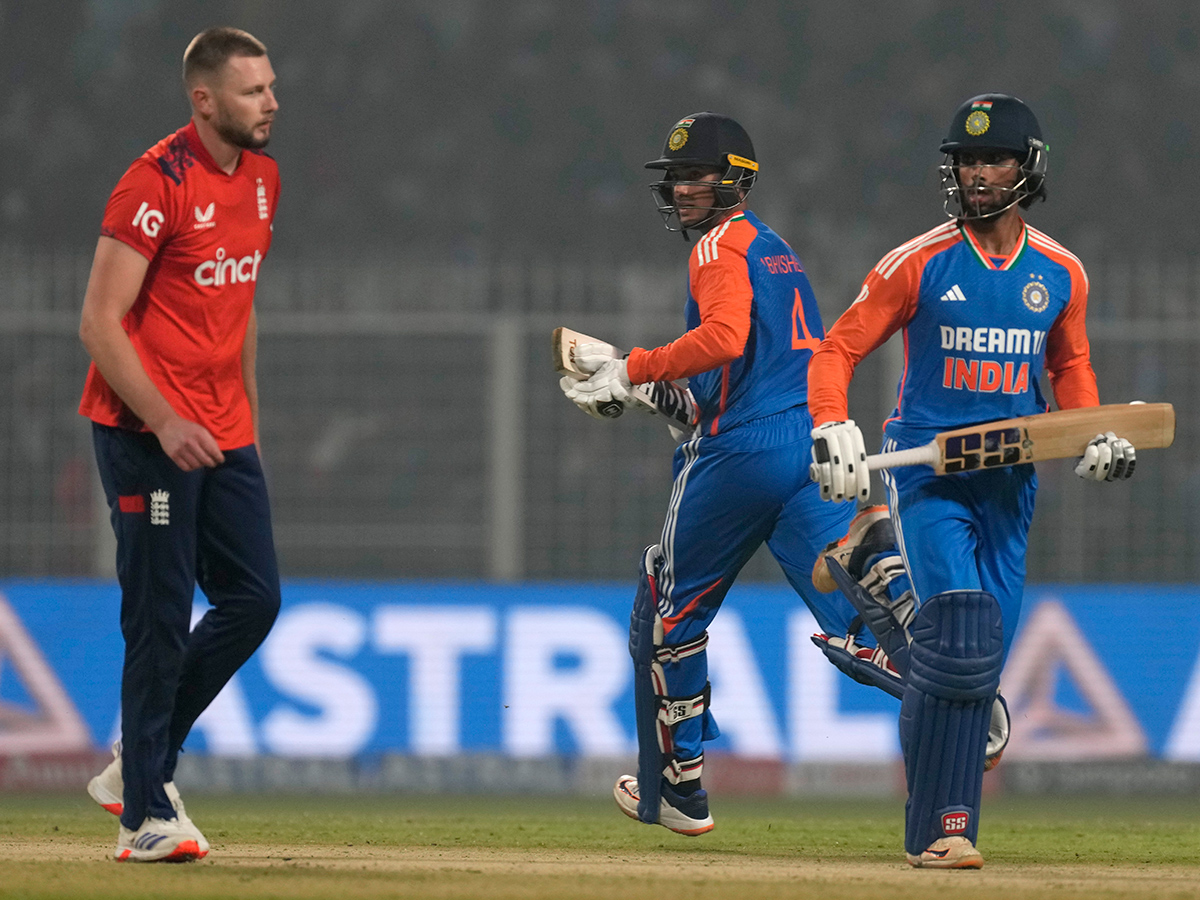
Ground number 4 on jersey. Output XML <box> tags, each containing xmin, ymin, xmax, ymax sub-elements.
<box><xmin>792</xmin><ymin>288</ymin><xmax>822</xmax><ymax>352</ymax></box>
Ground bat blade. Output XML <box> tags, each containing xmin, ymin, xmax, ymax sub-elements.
<box><xmin>867</xmin><ymin>402</ymin><xmax>1174</xmax><ymax>475</ymax></box>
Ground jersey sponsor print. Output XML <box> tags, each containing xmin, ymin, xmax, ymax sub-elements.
<box><xmin>79</xmin><ymin>121</ymin><xmax>281</xmax><ymax>449</ymax></box>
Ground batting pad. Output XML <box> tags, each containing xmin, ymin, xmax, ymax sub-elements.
<box><xmin>629</xmin><ymin>546</ymin><xmax>666</xmax><ymax>824</ymax></box>
<box><xmin>900</xmin><ymin>590</ymin><xmax>1003</xmax><ymax>855</ymax></box>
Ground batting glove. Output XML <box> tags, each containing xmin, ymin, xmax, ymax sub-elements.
<box><xmin>810</xmin><ymin>420</ymin><xmax>870</xmax><ymax>502</ymax></box>
<box><xmin>1074</xmin><ymin>431</ymin><xmax>1136</xmax><ymax>481</ymax></box>
<box><xmin>560</xmin><ymin>375</ymin><xmax>618</xmax><ymax>420</ymax></box>
<box><xmin>571</xmin><ymin>341</ymin><xmax>617</xmax><ymax>376</ymax></box>
<box><xmin>568</xmin><ymin>358</ymin><xmax>634</xmax><ymax>415</ymax></box>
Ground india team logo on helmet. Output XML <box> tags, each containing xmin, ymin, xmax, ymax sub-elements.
<box><xmin>645</xmin><ymin>112</ymin><xmax>758</xmax><ymax>234</ymax></box>
<box><xmin>668</xmin><ymin>117</ymin><xmax>695</xmax><ymax>151</ymax></box>
<box><xmin>938</xmin><ymin>93</ymin><xmax>1048</xmax><ymax>221</ymax></box>
<box><xmin>964</xmin><ymin>99</ymin><xmax>993</xmax><ymax>136</ymax></box>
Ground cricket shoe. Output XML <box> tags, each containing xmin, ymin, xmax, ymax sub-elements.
<box><xmin>166</xmin><ymin>781</ymin><xmax>210</xmax><ymax>857</ymax></box>
<box><xmin>87</xmin><ymin>741</ymin><xmax>124</xmax><ymax>815</ymax></box>
<box><xmin>906</xmin><ymin>836</ymin><xmax>984</xmax><ymax>869</ymax></box>
<box><xmin>812</xmin><ymin>505</ymin><xmax>895</xmax><ymax>593</ymax></box>
<box><xmin>114</xmin><ymin>816</ymin><xmax>202</xmax><ymax>862</ymax></box>
<box><xmin>613</xmin><ymin>775</ymin><xmax>714</xmax><ymax>835</ymax></box>
<box><xmin>89</xmin><ymin>741</ymin><xmax>209</xmax><ymax>857</ymax></box>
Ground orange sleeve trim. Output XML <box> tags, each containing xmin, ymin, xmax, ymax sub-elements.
<box><xmin>808</xmin><ymin>230</ymin><xmax>955</xmax><ymax>425</ymax></box>
<box><xmin>626</xmin><ymin>218</ymin><xmax>756</xmax><ymax>385</ymax></box>
<box><xmin>1031</xmin><ymin>230</ymin><xmax>1100</xmax><ymax>410</ymax></box>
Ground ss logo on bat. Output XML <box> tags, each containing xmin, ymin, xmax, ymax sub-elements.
<box><xmin>943</xmin><ymin>427</ymin><xmax>1025</xmax><ymax>473</ymax></box>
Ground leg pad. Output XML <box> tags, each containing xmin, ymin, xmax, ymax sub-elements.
<box><xmin>901</xmin><ymin>591</ymin><xmax>1003</xmax><ymax>856</ymax></box>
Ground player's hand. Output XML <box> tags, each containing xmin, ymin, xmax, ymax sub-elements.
<box><xmin>810</xmin><ymin>420</ymin><xmax>870</xmax><ymax>502</ymax></box>
<box><xmin>155</xmin><ymin>416</ymin><xmax>225</xmax><ymax>471</ymax></box>
<box><xmin>560</xmin><ymin>374</ymin><xmax>622</xmax><ymax>420</ymax></box>
<box><xmin>1074</xmin><ymin>431</ymin><xmax>1136</xmax><ymax>481</ymax></box>
<box><xmin>564</xmin><ymin>358</ymin><xmax>634</xmax><ymax>419</ymax></box>
<box><xmin>571</xmin><ymin>341</ymin><xmax>617</xmax><ymax>376</ymax></box>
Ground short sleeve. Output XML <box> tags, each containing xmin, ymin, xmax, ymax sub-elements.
<box><xmin>100</xmin><ymin>160</ymin><xmax>175</xmax><ymax>260</ymax></box>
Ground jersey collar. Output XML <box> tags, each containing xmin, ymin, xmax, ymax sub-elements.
<box><xmin>183</xmin><ymin>120</ymin><xmax>243</xmax><ymax>177</ymax></box>
<box><xmin>958</xmin><ymin>220</ymin><xmax>1028</xmax><ymax>271</ymax></box>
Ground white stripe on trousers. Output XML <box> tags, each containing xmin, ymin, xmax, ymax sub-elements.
<box><xmin>658</xmin><ymin>434</ymin><xmax>703</xmax><ymax>605</ymax></box>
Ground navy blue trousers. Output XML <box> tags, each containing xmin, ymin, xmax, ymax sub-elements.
<box><xmin>93</xmin><ymin>424</ymin><xmax>281</xmax><ymax>829</ymax></box>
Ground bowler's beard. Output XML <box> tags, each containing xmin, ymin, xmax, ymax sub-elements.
<box><xmin>214</xmin><ymin>111</ymin><xmax>271</xmax><ymax>150</ymax></box>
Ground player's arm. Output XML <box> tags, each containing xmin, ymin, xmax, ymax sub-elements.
<box><xmin>809</xmin><ymin>263</ymin><xmax>919</xmax><ymax>426</ymax></box>
<box><xmin>1042</xmin><ymin>265</ymin><xmax>1135</xmax><ymax>480</ymax></box>
<box><xmin>564</xmin><ymin>240</ymin><xmax>751</xmax><ymax>421</ymax></box>
<box><xmin>79</xmin><ymin>235</ymin><xmax>225</xmax><ymax>471</ymax></box>
<box><xmin>242</xmin><ymin>306</ymin><xmax>261</xmax><ymax>449</ymax></box>
<box><xmin>808</xmin><ymin>258</ymin><xmax>919</xmax><ymax>501</ymax></box>
<box><xmin>625</xmin><ymin>248</ymin><xmax>753</xmax><ymax>384</ymax></box>
<box><xmin>1043</xmin><ymin>271</ymin><xmax>1099</xmax><ymax>411</ymax></box>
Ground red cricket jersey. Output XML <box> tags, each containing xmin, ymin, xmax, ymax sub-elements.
<box><xmin>79</xmin><ymin>120</ymin><xmax>280</xmax><ymax>449</ymax></box>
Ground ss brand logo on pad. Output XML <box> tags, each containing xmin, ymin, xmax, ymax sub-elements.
<box><xmin>941</xmin><ymin>811</ymin><xmax>970</xmax><ymax>835</ymax></box>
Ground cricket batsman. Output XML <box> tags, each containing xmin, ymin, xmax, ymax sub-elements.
<box><xmin>807</xmin><ymin>93</ymin><xmax>1138</xmax><ymax>868</ymax></box>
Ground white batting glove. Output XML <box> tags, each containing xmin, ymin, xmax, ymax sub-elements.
<box><xmin>560</xmin><ymin>375</ymin><xmax>617</xmax><ymax>419</ymax></box>
<box><xmin>1075</xmin><ymin>431</ymin><xmax>1136</xmax><ymax>481</ymax></box>
<box><xmin>571</xmin><ymin>341</ymin><xmax>617</xmax><ymax>376</ymax></box>
<box><xmin>569</xmin><ymin>357</ymin><xmax>634</xmax><ymax>414</ymax></box>
<box><xmin>810</xmin><ymin>420</ymin><xmax>870</xmax><ymax>502</ymax></box>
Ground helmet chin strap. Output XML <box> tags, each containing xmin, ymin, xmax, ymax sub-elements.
<box><xmin>939</xmin><ymin>154</ymin><xmax>1035</xmax><ymax>221</ymax></box>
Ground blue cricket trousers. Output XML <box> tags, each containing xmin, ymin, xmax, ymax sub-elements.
<box><xmin>651</xmin><ymin>406</ymin><xmax>857</xmax><ymax>763</ymax></box>
<box><xmin>880</xmin><ymin>436</ymin><xmax>1037</xmax><ymax>655</ymax></box>
<box><xmin>92</xmin><ymin>423</ymin><xmax>280</xmax><ymax>829</ymax></box>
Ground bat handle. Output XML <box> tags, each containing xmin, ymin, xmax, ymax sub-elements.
<box><xmin>865</xmin><ymin>442</ymin><xmax>940</xmax><ymax>471</ymax></box>
<box><xmin>807</xmin><ymin>441</ymin><xmax>940</xmax><ymax>483</ymax></box>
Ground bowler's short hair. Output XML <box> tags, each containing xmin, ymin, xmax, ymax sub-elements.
<box><xmin>183</xmin><ymin>27</ymin><xmax>267</xmax><ymax>87</ymax></box>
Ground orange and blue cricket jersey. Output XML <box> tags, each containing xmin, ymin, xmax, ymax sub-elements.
<box><xmin>627</xmin><ymin>210</ymin><xmax>826</xmax><ymax>436</ymax></box>
<box><xmin>622</xmin><ymin>210</ymin><xmax>857</xmax><ymax>768</ymax></box>
<box><xmin>810</xmin><ymin>219</ymin><xmax>1101</xmax><ymax>652</ymax></box>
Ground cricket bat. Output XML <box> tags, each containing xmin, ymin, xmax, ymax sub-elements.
<box><xmin>850</xmin><ymin>402</ymin><xmax>1175</xmax><ymax>476</ymax></box>
<box><xmin>552</xmin><ymin>326</ymin><xmax>698</xmax><ymax>431</ymax></box>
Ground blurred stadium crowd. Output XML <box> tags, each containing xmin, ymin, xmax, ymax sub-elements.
<box><xmin>1</xmin><ymin>1</ymin><xmax>1198</xmax><ymax>582</ymax></box>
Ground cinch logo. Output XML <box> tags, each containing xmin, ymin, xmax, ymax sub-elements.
<box><xmin>942</xmin><ymin>811</ymin><xmax>970</xmax><ymax>835</ymax></box>
<box><xmin>132</xmin><ymin>202</ymin><xmax>164</xmax><ymax>238</ymax></box>
<box><xmin>149</xmin><ymin>490</ymin><xmax>169</xmax><ymax>526</ymax></box>
<box><xmin>194</xmin><ymin>248</ymin><xmax>263</xmax><ymax>287</ymax></box>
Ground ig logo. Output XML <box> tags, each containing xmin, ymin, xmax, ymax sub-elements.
<box><xmin>132</xmin><ymin>202</ymin><xmax>165</xmax><ymax>238</ymax></box>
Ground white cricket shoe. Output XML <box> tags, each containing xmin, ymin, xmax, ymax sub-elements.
<box><xmin>906</xmin><ymin>836</ymin><xmax>984</xmax><ymax>869</ymax></box>
<box><xmin>114</xmin><ymin>816</ymin><xmax>202</xmax><ymax>862</ymax></box>
<box><xmin>613</xmin><ymin>775</ymin><xmax>714</xmax><ymax>835</ymax></box>
<box><xmin>87</xmin><ymin>741</ymin><xmax>124</xmax><ymax>815</ymax></box>
<box><xmin>89</xmin><ymin>741</ymin><xmax>209</xmax><ymax>857</ymax></box>
<box><xmin>166</xmin><ymin>781</ymin><xmax>210</xmax><ymax>857</ymax></box>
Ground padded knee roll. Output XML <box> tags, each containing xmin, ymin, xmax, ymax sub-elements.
<box><xmin>900</xmin><ymin>590</ymin><xmax>1003</xmax><ymax>855</ymax></box>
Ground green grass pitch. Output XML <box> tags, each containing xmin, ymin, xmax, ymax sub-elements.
<box><xmin>1</xmin><ymin>792</ymin><xmax>1199</xmax><ymax>899</ymax></box>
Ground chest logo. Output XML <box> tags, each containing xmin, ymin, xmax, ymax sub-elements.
<box><xmin>193</xmin><ymin>203</ymin><xmax>216</xmax><ymax>230</ymax></box>
<box><xmin>1022</xmin><ymin>279</ymin><xmax>1050</xmax><ymax>313</ymax></box>
<box><xmin>939</xmin><ymin>284</ymin><xmax>967</xmax><ymax>303</ymax></box>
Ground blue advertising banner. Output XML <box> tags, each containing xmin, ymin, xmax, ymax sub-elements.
<box><xmin>2</xmin><ymin>579</ymin><xmax>1199</xmax><ymax>762</ymax></box>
